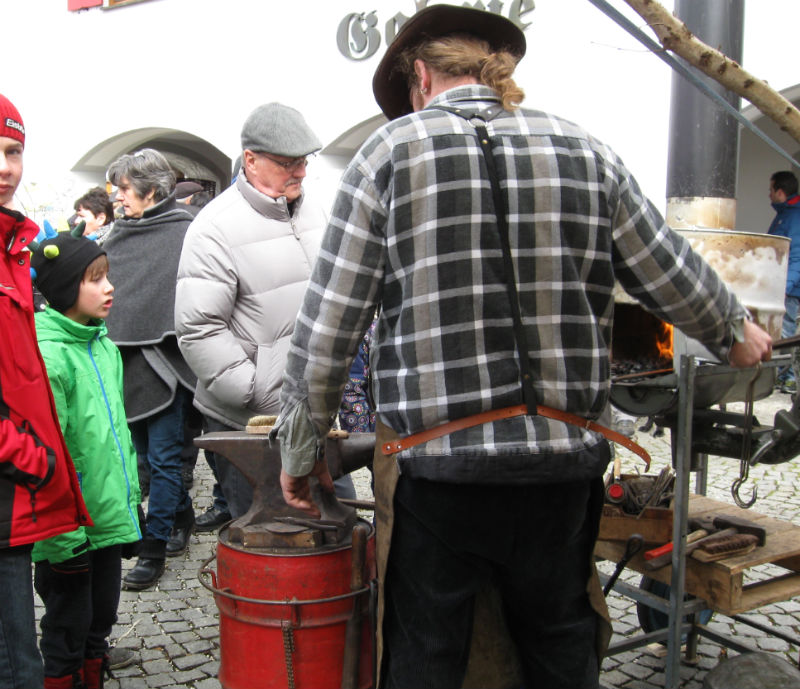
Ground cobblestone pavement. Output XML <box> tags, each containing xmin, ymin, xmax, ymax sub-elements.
<box><xmin>34</xmin><ymin>388</ymin><xmax>800</xmax><ymax>688</ymax></box>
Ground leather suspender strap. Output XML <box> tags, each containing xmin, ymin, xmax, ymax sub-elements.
<box><xmin>437</xmin><ymin>104</ymin><xmax>539</xmax><ymax>415</ymax></box>
<box><xmin>384</xmin><ymin>105</ymin><xmax>651</xmax><ymax>470</ymax></box>
<box><xmin>381</xmin><ymin>404</ymin><xmax>651</xmax><ymax>470</ymax></box>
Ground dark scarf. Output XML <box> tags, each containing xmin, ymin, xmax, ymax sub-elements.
<box><xmin>103</xmin><ymin>195</ymin><xmax>193</xmax><ymax>345</ymax></box>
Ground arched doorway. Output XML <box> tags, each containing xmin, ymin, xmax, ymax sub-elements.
<box><xmin>73</xmin><ymin>127</ymin><xmax>232</xmax><ymax>196</ymax></box>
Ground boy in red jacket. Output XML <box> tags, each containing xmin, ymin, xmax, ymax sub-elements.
<box><xmin>0</xmin><ymin>92</ymin><xmax>91</xmax><ymax>689</ymax></box>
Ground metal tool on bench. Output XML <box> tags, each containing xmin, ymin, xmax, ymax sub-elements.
<box><xmin>603</xmin><ymin>533</ymin><xmax>644</xmax><ymax>596</ymax></box>
<box><xmin>603</xmin><ymin>465</ymin><xmax>674</xmax><ymax>515</ymax></box>
<box><xmin>643</xmin><ymin>514</ymin><xmax>767</xmax><ymax>570</ymax></box>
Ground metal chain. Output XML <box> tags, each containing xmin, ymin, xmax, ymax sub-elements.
<box><xmin>282</xmin><ymin>621</ymin><xmax>296</xmax><ymax>689</ymax></box>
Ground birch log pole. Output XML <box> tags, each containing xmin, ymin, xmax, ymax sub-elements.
<box><xmin>622</xmin><ymin>0</ymin><xmax>800</xmax><ymax>146</ymax></box>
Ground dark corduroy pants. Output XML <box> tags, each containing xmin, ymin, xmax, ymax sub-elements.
<box><xmin>382</xmin><ymin>473</ymin><xmax>604</xmax><ymax>689</ymax></box>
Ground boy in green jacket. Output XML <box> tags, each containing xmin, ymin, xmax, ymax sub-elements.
<box><xmin>30</xmin><ymin>234</ymin><xmax>142</xmax><ymax>689</ymax></box>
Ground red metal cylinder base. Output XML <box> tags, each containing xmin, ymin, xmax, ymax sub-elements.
<box><xmin>201</xmin><ymin>521</ymin><xmax>376</xmax><ymax>689</ymax></box>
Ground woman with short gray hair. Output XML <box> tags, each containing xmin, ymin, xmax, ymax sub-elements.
<box><xmin>103</xmin><ymin>148</ymin><xmax>198</xmax><ymax>590</ymax></box>
<box><xmin>107</xmin><ymin>148</ymin><xmax>175</xmax><ymax>210</ymax></box>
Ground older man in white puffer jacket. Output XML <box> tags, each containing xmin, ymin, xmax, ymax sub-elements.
<box><xmin>175</xmin><ymin>102</ymin><xmax>354</xmax><ymax>524</ymax></box>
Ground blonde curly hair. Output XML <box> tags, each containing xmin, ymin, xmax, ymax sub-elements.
<box><xmin>395</xmin><ymin>34</ymin><xmax>525</xmax><ymax>111</ymax></box>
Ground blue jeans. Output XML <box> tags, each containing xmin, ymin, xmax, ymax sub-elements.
<box><xmin>783</xmin><ymin>295</ymin><xmax>800</xmax><ymax>339</ymax></box>
<box><xmin>203</xmin><ymin>450</ymin><xmax>230</xmax><ymax>514</ymax></box>
<box><xmin>779</xmin><ymin>296</ymin><xmax>800</xmax><ymax>382</ymax></box>
<box><xmin>0</xmin><ymin>544</ymin><xmax>44</xmax><ymax>688</ymax></box>
<box><xmin>130</xmin><ymin>389</ymin><xmax>193</xmax><ymax>542</ymax></box>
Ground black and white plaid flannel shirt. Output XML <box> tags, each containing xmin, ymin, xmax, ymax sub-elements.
<box><xmin>278</xmin><ymin>85</ymin><xmax>745</xmax><ymax>482</ymax></box>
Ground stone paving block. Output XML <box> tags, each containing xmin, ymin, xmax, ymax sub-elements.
<box><xmin>163</xmin><ymin>621</ymin><xmax>190</xmax><ymax>633</ymax></box>
<box><xmin>194</xmin><ymin>624</ymin><xmax>221</xmax><ymax>639</ymax></box>
<box><xmin>599</xmin><ymin>669</ymin><xmax>629</xmax><ymax>686</ymax></box>
<box><xmin>769</xmin><ymin>613</ymin><xmax>798</xmax><ymax>627</ymax></box>
<box><xmin>621</xmin><ymin>661</ymin><xmax>656</xmax><ymax>680</ymax></box>
<box><xmin>162</xmin><ymin>642</ymin><xmax>187</xmax><ymax>658</ymax></box>
<box><xmin>173</xmin><ymin>653</ymin><xmax>213</xmax><ymax>671</ymax></box>
<box><xmin>185</xmin><ymin>639</ymin><xmax>215</xmax><ymax>654</ymax></box>
<box><xmin>757</xmin><ymin>636</ymin><xmax>791</xmax><ymax>652</ymax></box>
<box><xmin>156</xmin><ymin>611</ymin><xmax>184</xmax><ymax>624</ymax></box>
<box><xmin>143</xmin><ymin>634</ymin><xmax>173</xmax><ymax>649</ymax></box>
<box><xmin>132</xmin><ymin>601</ymin><xmax>160</xmax><ymax>614</ymax></box>
<box><xmin>172</xmin><ymin>631</ymin><xmax>199</xmax><ymax>643</ymax></box>
<box><xmin>197</xmin><ymin>659</ymin><xmax>221</xmax><ymax>675</ymax></box>
<box><xmin>172</xmin><ymin>669</ymin><xmax>207</xmax><ymax>684</ymax></box>
<box><xmin>777</xmin><ymin>600</ymin><xmax>800</xmax><ymax>613</ymax></box>
<box><xmin>140</xmin><ymin>648</ymin><xmax>164</xmax><ymax>662</ymax></box>
<box><xmin>182</xmin><ymin>607</ymin><xmax>216</xmax><ymax>622</ymax></box>
<box><xmin>619</xmin><ymin>679</ymin><xmax>662</xmax><ymax>689</ymax></box>
<box><xmin>159</xmin><ymin>598</ymin><xmax>187</xmax><ymax>611</ymax></box>
<box><xmin>130</xmin><ymin>620</ymin><xmax>161</xmax><ymax>636</ymax></box>
<box><xmin>138</xmin><ymin>591</ymin><xmax>163</xmax><ymax>602</ymax></box>
<box><xmin>159</xmin><ymin>579</ymin><xmax>185</xmax><ymax>592</ymax></box>
<box><xmin>141</xmin><ymin>658</ymin><xmax>174</xmax><ymax>675</ymax></box>
<box><xmin>109</xmin><ymin>678</ymin><xmax>149</xmax><ymax>688</ymax></box>
<box><xmin>635</xmin><ymin>653</ymin><xmax>663</xmax><ymax>669</ymax></box>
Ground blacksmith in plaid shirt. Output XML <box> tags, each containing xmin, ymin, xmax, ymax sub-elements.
<box><xmin>275</xmin><ymin>6</ymin><xmax>772</xmax><ymax>688</ymax></box>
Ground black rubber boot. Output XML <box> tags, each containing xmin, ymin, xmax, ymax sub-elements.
<box><xmin>122</xmin><ymin>537</ymin><xmax>166</xmax><ymax>590</ymax></box>
<box><xmin>166</xmin><ymin>506</ymin><xmax>196</xmax><ymax>557</ymax></box>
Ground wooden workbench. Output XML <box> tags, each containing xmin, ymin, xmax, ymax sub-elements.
<box><xmin>595</xmin><ymin>494</ymin><xmax>800</xmax><ymax>615</ymax></box>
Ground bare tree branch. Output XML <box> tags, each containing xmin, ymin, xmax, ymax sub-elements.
<box><xmin>622</xmin><ymin>0</ymin><xmax>800</xmax><ymax>146</ymax></box>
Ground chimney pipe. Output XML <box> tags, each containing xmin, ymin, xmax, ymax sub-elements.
<box><xmin>665</xmin><ymin>0</ymin><xmax>744</xmax><ymax>230</ymax></box>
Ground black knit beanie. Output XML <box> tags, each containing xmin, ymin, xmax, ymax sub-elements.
<box><xmin>31</xmin><ymin>234</ymin><xmax>106</xmax><ymax>313</ymax></box>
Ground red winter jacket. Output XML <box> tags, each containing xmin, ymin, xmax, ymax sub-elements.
<box><xmin>0</xmin><ymin>206</ymin><xmax>91</xmax><ymax>548</ymax></box>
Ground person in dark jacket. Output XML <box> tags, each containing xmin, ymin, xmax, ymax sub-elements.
<box><xmin>104</xmin><ymin>149</ymin><xmax>197</xmax><ymax>590</ymax></box>
<box><xmin>0</xmin><ymin>92</ymin><xmax>92</xmax><ymax>689</ymax></box>
<box><xmin>31</xmin><ymin>234</ymin><xmax>142</xmax><ymax>689</ymax></box>
<box><xmin>767</xmin><ymin>170</ymin><xmax>800</xmax><ymax>392</ymax></box>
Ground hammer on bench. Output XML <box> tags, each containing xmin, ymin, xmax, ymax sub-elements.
<box><xmin>643</xmin><ymin>514</ymin><xmax>767</xmax><ymax>570</ymax></box>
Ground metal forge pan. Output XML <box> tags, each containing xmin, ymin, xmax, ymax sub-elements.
<box><xmin>610</xmin><ymin>229</ymin><xmax>789</xmax><ymax>418</ymax></box>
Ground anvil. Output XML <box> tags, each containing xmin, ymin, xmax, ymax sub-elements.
<box><xmin>194</xmin><ymin>431</ymin><xmax>375</xmax><ymax>549</ymax></box>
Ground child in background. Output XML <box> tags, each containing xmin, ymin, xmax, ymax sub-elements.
<box><xmin>31</xmin><ymin>234</ymin><xmax>142</xmax><ymax>689</ymax></box>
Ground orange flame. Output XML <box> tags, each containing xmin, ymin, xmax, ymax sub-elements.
<box><xmin>655</xmin><ymin>322</ymin><xmax>674</xmax><ymax>362</ymax></box>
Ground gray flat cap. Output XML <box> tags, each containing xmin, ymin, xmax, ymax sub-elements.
<box><xmin>241</xmin><ymin>102</ymin><xmax>322</xmax><ymax>157</ymax></box>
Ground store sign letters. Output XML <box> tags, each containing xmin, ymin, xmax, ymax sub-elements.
<box><xmin>337</xmin><ymin>0</ymin><xmax>535</xmax><ymax>61</ymax></box>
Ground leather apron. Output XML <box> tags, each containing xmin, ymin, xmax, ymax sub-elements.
<box><xmin>372</xmin><ymin>420</ymin><xmax>612</xmax><ymax>689</ymax></box>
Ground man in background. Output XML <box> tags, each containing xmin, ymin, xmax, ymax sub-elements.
<box><xmin>176</xmin><ymin>102</ymin><xmax>354</xmax><ymax>531</ymax></box>
<box><xmin>768</xmin><ymin>170</ymin><xmax>800</xmax><ymax>393</ymax></box>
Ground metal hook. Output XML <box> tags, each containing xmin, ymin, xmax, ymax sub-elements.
<box><xmin>732</xmin><ymin>476</ymin><xmax>757</xmax><ymax>509</ymax></box>
<box><xmin>730</xmin><ymin>363</ymin><xmax>760</xmax><ymax>509</ymax></box>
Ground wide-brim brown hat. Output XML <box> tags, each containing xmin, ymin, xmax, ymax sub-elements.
<box><xmin>372</xmin><ymin>4</ymin><xmax>526</xmax><ymax>121</ymax></box>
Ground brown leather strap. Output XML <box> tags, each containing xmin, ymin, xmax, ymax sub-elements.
<box><xmin>381</xmin><ymin>404</ymin><xmax>651</xmax><ymax>470</ymax></box>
